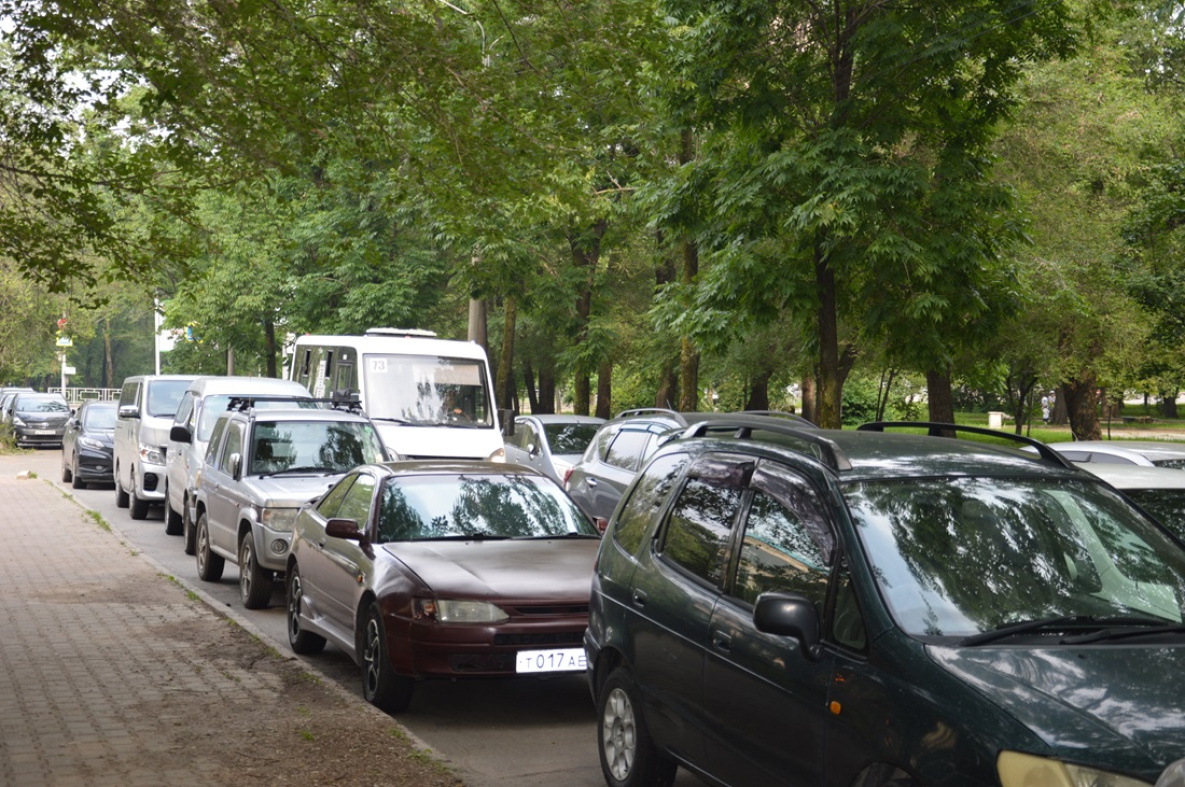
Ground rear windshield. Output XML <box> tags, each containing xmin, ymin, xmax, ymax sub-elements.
<box><xmin>543</xmin><ymin>422</ymin><xmax>602</xmax><ymax>455</ymax></box>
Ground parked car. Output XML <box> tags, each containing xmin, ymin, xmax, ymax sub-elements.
<box><xmin>167</xmin><ymin>376</ymin><xmax>313</xmax><ymax>548</ymax></box>
<box><xmin>0</xmin><ymin>387</ymin><xmax>34</xmax><ymax>424</ymax></box>
<box><xmin>286</xmin><ymin>460</ymin><xmax>601</xmax><ymax>713</ymax></box>
<box><xmin>1046</xmin><ymin>439</ymin><xmax>1185</xmax><ymax>468</ymax></box>
<box><xmin>503</xmin><ymin>413</ymin><xmax>605</xmax><ymax>484</ymax></box>
<box><xmin>193</xmin><ymin>400</ymin><xmax>388</xmax><ymax>609</ymax></box>
<box><xmin>586</xmin><ymin>419</ymin><xmax>1185</xmax><ymax>787</ymax></box>
<box><xmin>566</xmin><ymin>408</ymin><xmax>812</xmax><ymax>523</ymax></box>
<box><xmin>61</xmin><ymin>400</ymin><xmax>117</xmax><ymax>488</ymax></box>
<box><xmin>1073</xmin><ymin>462</ymin><xmax>1185</xmax><ymax>542</ymax></box>
<box><xmin>8</xmin><ymin>391</ymin><xmax>72</xmax><ymax>448</ymax></box>
<box><xmin>114</xmin><ymin>374</ymin><xmax>198</xmax><ymax>520</ymax></box>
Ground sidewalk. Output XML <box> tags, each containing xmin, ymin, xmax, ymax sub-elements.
<box><xmin>0</xmin><ymin>456</ymin><xmax>458</xmax><ymax>786</ymax></box>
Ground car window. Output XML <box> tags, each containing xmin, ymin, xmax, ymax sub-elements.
<box><xmin>1091</xmin><ymin>453</ymin><xmax>1138</xmax><ymax>465</ymax></box>
<box><xmin>336</xmin><ymin>473</ymin><xmax>377</xmax><ymax>527</ymax></box>
<box><xmin>216</xmin><ymin>422</ymin><xmax>244</xmax><ymax>473</ymax></box>
<box><xmin>83</xmin><ymin>404</ymin><xmax>117</xmax><ymax>430</ymax></box>
<box><xmin>612</xmin><ymin>452</ymin><xmax>691</xmax><ymax>556</ymax></box>
<box><xmin>249</xmin><ymin>419</ymin><xmax>386</xmax><ymax>473</ymax></box>
<box><xmin>659</xmin><ymin>477</ymin><xmax>742</xmax><ymax>587</ymax></box>
<box><xmin>587</xmin><ymin>424</ymin><xmax>619</xmax><ymax>462</ymax></box>
<box><xmin>317</xmin><ymin>475</ymin><xmax>358</xmax><ymax>519</ymax></box>
<box><xmin>1124</xmin><ymin>489</ymin><xmax>1185</xmax><ymax>541</ymax></box>
<box><xmin>173</xmin><ymin>392</ymin><xmax>196</xmax><ymax>430</ymax></box>
<box><xmin>119</xmin><ymin>381</ymin><xmax>139</xmax><ymax>408</ymax></box>
<box><xmin>732</xmin><ymin>490</ymin><xmax>831</xmax><ymax>609</ymax></box>
<box><xmin>205</xmin><ymin>418</ymin><xmax>229</xmax><ymax>467</ymax></box>
<box><xmin>605</xmin><ymin>429</ymin><xmax>652</xmax><ymax>471</ymax></box>
<box><xmin>544</xmin><ymin>422</ymin><xmax>601</xmax><ymax>454</ymax></box>
<box><xmin>518</xmin><ymin>421</ymin><xmax>539</xmax><ymax>450</ymax></box>
<box><xmin>146</xmin><ymin>379</ymin><xmax>192</xmax><ymax>418</ymax></box>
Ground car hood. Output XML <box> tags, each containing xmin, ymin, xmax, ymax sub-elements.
<box><xmin>928</xmin><ymin>644</ymin><xmax>1185</xmax><ymax>767</ymax></box>
<box><xmin>241</xmin><ymin>474</ymin><xmax>344</xmax><ymax>508</ymax></box>
<box><xmin>18</xmin><ymin>411</ymin><xmax>70</xmax><ymax>424</ymax></box>
<box><xmin>380</xmin><ymin>539</ymin><xmax>600</xmax><ymax>601</ymax></box>
<box><xmin>81</xmin><ymin>431</ymin><xmax>115</xmax><ymax>446</ymax></box>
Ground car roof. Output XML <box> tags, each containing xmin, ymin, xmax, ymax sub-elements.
<box><xmin>665</xmin><ymin>419</ymin><xmax>1085</xmax><ymax>484</ymax></box>
<box><xmin>1073</xmin><ymin>462</ymin><xmax>1185</xmax><ymax>490</ymax></box>
<box><xmin>221</xmin><ymin>405</ymin><xmax>372</xmax><ymax>424</ymax></box>
<box><xmin>187</xmin><ymin>376</ymin><xmax>310</xmax><ymax>396</ymax></box>
<box><xmin>371</xmin><ymin>460</ymin><xmax>550</xmax><ymax>478</ymax></box>
<box><xmin>518</xmin><ymin>414</ymin><xmax>605</xmax><ymax>425</ymax></box>
<box><xmin>1051</xmin><ymin>440</ymin><xmax>1185</xmax><ymax>460</ymax></box>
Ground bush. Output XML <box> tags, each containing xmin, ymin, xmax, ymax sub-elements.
<box><xmin>0</xmin><ymin>423</ymin><xmax>18</xmax><ymax>453</ymax></box>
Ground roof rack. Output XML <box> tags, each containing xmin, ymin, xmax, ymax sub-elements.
<box><xmin>613</xmin><ymin>407</ymin><xmax>687</xmax><ymax>425</ymax></box>
<box><xmin>226</xmin><ymin>395</ymin><xmax>313</xmax><ymax>412</ymax></box>
<box><xmin>226</xmin><ymin>393</ymin><xmax>365</xmax><ymax>416</ymax></box>
<box><xmin>734</xmin><ymin>410</ymin><xmax>815</xmax><ymax>427</ymax></box>
<box><xmin>682</xmin><ymin>418</ymin><xmax>852</xmax><ymax>472</ymax></box>
<box><xmin>856</xmin><ymin>421</ymin><xmax>1075</xmax><ymax>469</ymax></box>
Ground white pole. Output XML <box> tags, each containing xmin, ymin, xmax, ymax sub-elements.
<box><xmin>154</xmin><ymin>297</ymin><xmax>162</xmax><ymax>375</ymax></box>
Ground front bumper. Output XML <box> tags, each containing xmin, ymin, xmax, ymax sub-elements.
<box><xmin>134</xmin><ymin>460</ymin><xmax>168</xmax><ymax>501</ymax></box>
<box><xmin>15</xmin><ymin>426</ymin><xmax>65</xmax><ymax>446</ymax></box>
<box><xmin>254</xmin><ymin>525</ymin><xmax>293</xmax><ymax>573</ymax></box>
<box><xmin>75</xmin><ymin>446</ymin><xmax>114</xmax><ymax>482</ymax></box>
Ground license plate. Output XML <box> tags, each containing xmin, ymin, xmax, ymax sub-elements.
<box><xmin>515</xmin><ymin>647</ymin><xmax>587</xmax><ymax>674</ymax></box>
<box><xmin>34</xmin><ymin>430</ymin><xmax>56</xmax><ymax>435</ymax></box>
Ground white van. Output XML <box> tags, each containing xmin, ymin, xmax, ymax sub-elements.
<box><xmin>114</xmin><ymin>374</ymin><xmax>198</xmax><ymax>520</ymax></box>
<box><xmin>288</xmin><ymin>328</ymin><xmax>504</xmax><ymax>461</ymax></box>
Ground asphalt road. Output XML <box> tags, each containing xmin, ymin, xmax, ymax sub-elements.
<box><xmin>20</xmin><ymin>448</ymin><xmax>702</xmax><ymax>787</ymax></box>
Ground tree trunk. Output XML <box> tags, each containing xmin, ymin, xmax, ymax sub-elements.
<box><xmin>815</xmin><ymin>248</ymin><xmax>842</xmax><ymax>429</ymax></box>
<box><xmin>596</xmin><ymin>360</ymin><xmax>612</xmax><ymax>419</ymax></box>
<box><xmin>103</xmin><ymin>317</ymin><xmax>113</xmax><ymax>389</ymax></box>
<box><xmin>926</xmin><ymin>368</ymin><xmax>956</xmax><ymax>434</ymax></box>
<box><xmin>1061</xmin><ymin>377</ymin><xmax>1102</xmax><ymax>440</ymax></box>
<box><xmin>468</xmin><ymin>297</ymin><xmax>487</xmax><ymax>352</ymax></box>
<box><xmin>226</xmin><ymin>347</ymin><xmax>235</xmax><ymax>375</ymax></box>
<box><xmin>539</xmin><ymin>356</ymin><xmax>557</xmax><ymax>414</ymax></box>
<box><xmin>263</xmin><ymin>317</ymin><xmax>278</xmax><ymax>378</ymax></box>
<box><xmin>497</xmin><ymin>297</ymin><xmax>516</xmax><ymax>415</ymax></box>
<box><xmin>1161</xmin><ymin>391</ymin><xmax>1179</xmax><ymax>419</ymax></box>
<box><xmin>523</xmin><ymin>360</ymin><xmax>538</xmax><ymax>415</ymax></box>
<box><xmin>569</xmin><ymin>221</ymin><xmax>605</xmax><ymax>417</ymax></box>
<box><xmin>801</xmin><ymin>375</ymin><xmax>817</xmax><ymax>424</ymax></box>
<box><xmin>677</xmin><ymin>130</ymin><xmax>699</xmax><ymax>414</ymax></box>
<box><xmin>744</xmin><ymin>370</ymin><xmax>772</xmax><ymax>411</ymax></box>
<box><xmin>654</xmin><ymin>229</ymin><xmax>679</xmax><ymax>410</ymax></box>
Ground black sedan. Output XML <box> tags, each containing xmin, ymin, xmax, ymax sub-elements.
<box><xmin>61</xmin><ymin>400</ymin><xmax>117</xmax><ymax>488</ymax></box>
<box><xmin>286</xmin><ymin>460</ymin><xmax>601</xmax><ymax>713</ymax></box>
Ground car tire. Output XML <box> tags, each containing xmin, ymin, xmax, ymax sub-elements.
<box><xmin>61</xmin><ymin>454</ymin><xmax>72</xmax><ymax>483</ymax></box>
<box><xmin>115</xmin><ymin>469</ymin><xmax>129</xmax><ymax>508</ymax></box>
<box><xmin>286</xmin><ymin>564</ymin><xmax>326</xmax><ymax>655</ymax></box>
<box><xmin>129</xmin><ymin>483</ymin><xmax>149</xmax><ymax>520</ymax></box>
<box><xmin>239</xmin><ymin>533</ymin><xmax>274</xmax><ymax>610</ymax></box>
<box><xmin>361</xmin><ymin>601</ymin><xmax>414</xmax><ymax>713</ymax></box>
<box><xmin>183</xmin><ymin>500</ymin><xmax>197</xmax><ymax>556</ymax></box>
<box><xmin>195</xmin><ymin>512</ymin><xmax>225</xmax><ymax>582</ymax></box>
<box><xmin>597</xmin><ymin>667</ymin><xmax>677</xmax><ymax>787</ymax></box>
<box><xmin>165</xmin><ymin>503</ymin><xmax>183</xmax><ymax>536</ymax></box>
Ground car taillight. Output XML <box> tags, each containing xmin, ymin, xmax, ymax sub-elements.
<box><xmin>563</xmin><ymin>468</ymin><xmax>574</xmax><ymax>487</ymax></box>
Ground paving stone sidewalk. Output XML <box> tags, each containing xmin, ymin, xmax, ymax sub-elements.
<box><xmin>0</xmin><ymin>459</ymin><xmax>458</xmax><ymax>787</ymax></box>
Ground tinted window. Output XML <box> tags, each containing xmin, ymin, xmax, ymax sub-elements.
<box><xmin>336</xmin><ymin>473</ymin><xmax>377</xmax><ymax>527</ymax></box>
<box><xmin>82</xmin><ymin>404</ymin><xmax>117</xmax><ymax>430</ymax></box>
<box><xmin>146</xmin><ymin>379</ymin><xmax>192</xmax><ymax>418</ymax></box>
<box><xmin>604</xmin><ymin>429</ymin><xmax>652</xmax><ymax>471</ymax></box>
<box><xmin>660</xmin><ymin>478</ymin><xmax>741</xmax><ymax>586</ymax></box>
<box><xmin>317</xmin><ymin>475</ymin><xmax>358</xmax><ymax>519</ymax></box>
<box><xmin>217</xmin><ymin>422</ymin><xmax>244</xmax><ymax>472</ymax></box>
<box><xmin>1125</xmin><ymin>489</ymin><xmax>1185</xmax><ymax>541</ymax></box>
<box><xmin>612</xmin><ymin>452</ymin><xmax>691</xmax><ymax>556</ymax></box>
<box><xmin>543</xmin><ymin>422</ymin><xmax>601</xmax><ymax>454</ymax></box>
<box><xmin>375</xmin><ymin>473</ymin><xmax>596</xmax><ymax>542</ymax></box>
<box><xmin>119</xmin><ymin>381</ymin><xmax>139</xmax><ymax>408</ymax></box>
<box><xmin>249</xmin><ymin>419</ymin><xmax>386</xmax><ymax>474</ymax></box>
<box><xmin>733</xmin><ymin>490</ymin><xmax>829</xmax><ymax>608</ymax></box>
<box><xmin>173</xmin><ymin>392</ymin><xmax>196</xmax><ymax>429</ymax></box>
<box><xmin>205</xmin><ymin>419</ymin><xmax>229</xmax><ymax>467</ymax></box>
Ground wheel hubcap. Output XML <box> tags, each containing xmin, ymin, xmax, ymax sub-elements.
<box><xmin>288</xmin><ymin>574</ymin><xmax>302</xmax><ymax>640</ymax></box>
<box><xmin>240</xmin><ymin>541</ymin><xmax>253</xmax><ymax>597</ymax></box>
<box><xmin>363</xmin><ymin>617</ymin><xmax>381</xmax><ymax>696</ymax></box>
<box><xmin>602</xmin><ymin>687</ymin><xmax>637</xmax><ymax>780</ymax></box>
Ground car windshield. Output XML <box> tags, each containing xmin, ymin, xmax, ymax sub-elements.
<box><xmin>17</xmin><ymin>395</ymin><xmax>69</xmax><ymax>413</ymax></box>
<box><xmin>845</xmin><ymin>477</ymin><xmax>1185</xmax><ymax>639</ymax></box>
<box><xmin>249</xmin><ymin>420</ymin><xmax>386</xmax><ymax>475</ymax></box>
<box><xmin>1122</xmin><ymin>489</ymin><xmax>1185</xmax><ymax>542</ymax></box>
<box><xmin>146</xmin><ymin>380</ymin><xmax>192</xmax><ymax>418</ymax></box>
<box><xmin>1153</xmin><ymin>459</ymin><xmax>1185</xmax><ymax>470</ymax></box>
<box><xmin>83</xmin><ymin>405</ymin><xmax>117</xmax><ymax>430</ymax></box>
<box><xmin>543</xmin><ymin>422</ymin><xmax>601</xmax><ymax>454</ymax></box>
<box><xmin>375</xmin><ymin>473</ymin><xmax>597</xmax><ymax>542</ymax></box>
<box><xmin>362</xmin><ymin>354</ymin><xmax>492</xmax><ymax>427</ymax></box>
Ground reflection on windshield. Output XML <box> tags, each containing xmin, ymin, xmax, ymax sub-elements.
<box><xmin>1124</xmin><ymin>489</ymin><xmax>1185</xmax><ymax>542</ymax></box>
<box><xmin>83</xmin><ymin>404</ymin><xmax>118</xmax><ymax>430</ymax></box>
<box><xmin>17</xmin><ymin>396</ymin><xmax>70</xmax><ymax>413</ymax></box>
<box><xmin>543</xmin><ymin>423</ymin><xmax>601</xmax><ymax>454</ymax></box>
<box><xmin>249</xmin><ymin>421</ymin><xmax>386</xmax><ymax>475</ymax></box>
<box><xmin>375</xmin><ymin>474</ymin><xmax>595</xmax><ymax>542</ymax></box>
<box><xmin>846</xmin><ymin>478</ymin><xmax>1185</xmax><ymax>638</ymax></box>
<box><xmin>362</xmin><ymin>354</ymin><xmax>492</xmax><ymax>426</ymax></box>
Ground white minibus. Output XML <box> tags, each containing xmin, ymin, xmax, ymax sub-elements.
<box><xmin>288</xmin><ymin>328</ymin><xmax>504</xmax><ymax>461</ymax></box>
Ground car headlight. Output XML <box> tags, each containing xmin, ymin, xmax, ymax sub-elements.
<box><xmin>12</xmin><ymin>416</ymin><xmax>25</xmax><ymax>427</ymax></box>
<box><xmin>416</xmin><ymin>598</ymin><xmax>509</xmax><ymax>623</ymax></box>
<box><xmin>139</xmin><ymin>444</ymin><xmax>165</xmax><ymax>465</ymax></box>
<box><xmin>998</xmin><ymin>751</ymin><xmax>1151</xmax><ymax>787</ymax></box>
<box><xmin>487</xmin><ymin>446</ymin><xmax>506</xmax><ymax>462</ymax></box>
<box><xmin>260</xmin><ymin>507</ymin><xmax>299</xmax><ymax>531</ymax></box>
<box><xmin>78</xmin><ymin>437</ymin><xmax>105</xmax><ymax>451</ymax></box>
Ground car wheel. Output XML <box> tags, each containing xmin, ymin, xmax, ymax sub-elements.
<box><xmin>165</xmin><ymin>503</ymin><xmax>183</xmax><ymax>536</ymax></box>
<box><xmin>61</xmin><ymin>453</ymin><xmax>72</xmax><ymax>483</ymax></box>
<box><xmin>239</xmin><ymin>533</ymin><xmax>274</xmax><ymax>609</ymax></box>
<box><xmin>115</xmin><ymin>468</ymin><xmax>129</xmax><ymax>508</ymax></box>
<box><xmin>183</xmin><ymin>501</ymin><xmax>197</xmax><ymax>556</ymax></box>
<box><xmin>286</xmin><ymin>564</ymin><xmax>326</xmax><ymax>655</ymax></box>
<box><xmin>195</xmin><ymin>512</ymin><xmax>225</xmax><ymax>582</ymax></box>
<box><xmin>361</xmin><ymin>601</ymin><xmax>414</xmax><ymax>713</ymax></box>
<box><xmin>70</xmin><ymin>455</ymin><xmax>86</xmax><ymax>489</ymax></box>
<box><xmin>129</xmin><ymin>483</ymin><xmax>149</xmax><ymax>520</ymax></box>
<box><xmin>597</xmin><ymin>667</ymin><xmax>677</xmax><ymax>787</ymax></box>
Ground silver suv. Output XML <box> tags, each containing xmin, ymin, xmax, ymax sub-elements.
<box><xmin>193</xmin><ymin>399</ymin><xmax>388</xmax><ymax>609</ymax></box>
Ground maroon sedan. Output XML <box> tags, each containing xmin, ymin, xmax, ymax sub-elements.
<box><xmin>286</xmin><ymin>460</ymin><xmax>601</xmax><ymax>712</ymax></box>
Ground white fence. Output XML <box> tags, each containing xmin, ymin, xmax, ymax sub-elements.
<box><xmin>58</xmin><ymin>388</ymin><xmax>121</xmax><ymax>405</ymax></box>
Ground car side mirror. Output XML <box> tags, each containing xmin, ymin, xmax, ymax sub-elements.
<box><xmin>753</xmin><ymin>592</ymin><xmax>824</xmax><ymax>661</ymax></box>
<box><xmin>170</xmin><ymin>424</ymin><xmax>192</xmax><ymax>444</ymax></box>
<box><xmin>228</xmin><ymin>452</ymin><xmax>242</xmax><ymax>480</ymax></box>
<box><xmin>326</xmin><ymin>518</ymin><xmax>367</xmax><ymax>543</ymax></box>
<box><xmin>594</xmin><ymin>517</ymin><xmax>609</xmax><ymax>535</ymax></box>
<box><xmin>527</xmin><ymin>442</ymin><xmax>539</xmax><ymax>458</ymax></box>
<box><xmin>118</xmin><ymin>404</ymin><xmax>139</xmax><ymax>419</ymax></box>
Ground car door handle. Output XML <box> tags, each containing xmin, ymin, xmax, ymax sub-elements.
<box><xmin>712</xmin><ymin>631</ymin><xmax>733</xmax><ymax>653</ymax></box>
<box><xmin>631</xmin><ymin>590</ymin><xmax>647</xmax><ymax>608</ymax></box>
<box><xmin>316</xmin><ymin>539</ymin><xmax>326</xmax><ymax>550</ymax></box>
<box><xmin>587</xmin><ymin>478</ymin><xmax>598</xmax><ymax>487</ymax></box>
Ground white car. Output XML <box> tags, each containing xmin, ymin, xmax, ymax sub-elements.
<box><xmin>1048</xmin><ymin>439</ymin><xmax>1185</xmax><ymax>468</ymax></box>
<box><xmin>1073</xmin><ymin>462</ymin><xmax>1185</xmax><ymax>543</ymax></box>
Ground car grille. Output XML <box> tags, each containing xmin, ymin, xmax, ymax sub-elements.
<box><xmin>509</xmin><ymin>604</ymin><xmax>589</xmax><ymax>616</ymax></box>
<box><xmin>491</xmin><ymin>631</ymin><xmax>585</xmax><ymax>647</ymax></box>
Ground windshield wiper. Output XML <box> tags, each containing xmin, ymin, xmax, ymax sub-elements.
<box><xmin>958</xmin><ymin>615</ymin><xmax>1157</xmax><ymax>647</ymax></box>
<box><xmin>1059</xmin><ymin>621</ymin><xmax>1185</xmax><ymax>645</ymax></box>
<box><xmin>426</xmin><ymin>533</ymin><xmax>510</xmax><ymax>541</ymax></box>
<box><xmin>266</xmin><ymin>465</ymin><xmax>338</xmax><ymax>477</ymax></box>
<box><xmin>370</xmin><ymin>416</ymin><xmax>411</xmax><ymax>424</ymax></box>
<box><xmin>525</xmin><ymin>533</ymin><xmax>600</xmax><ymax>539</ymax></box>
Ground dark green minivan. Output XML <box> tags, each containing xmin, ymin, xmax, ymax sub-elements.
<box><xmin>585</xmin><ymin>421</ymin><xmax>1185</xmax><ymax>787</ymax></box>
